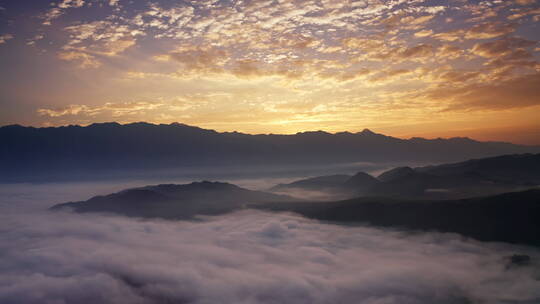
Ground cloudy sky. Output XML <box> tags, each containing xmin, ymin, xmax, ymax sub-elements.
<box><xmin>0</xmin><ymin>0</ymin><xmax>539</xmax><ymax>143</ymax></box>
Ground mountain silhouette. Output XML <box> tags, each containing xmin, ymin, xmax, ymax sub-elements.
<box><xmin>51</xmin><ymin>181</ymin><xmax>296</xmax><ymax>219</ymax></box>
<box><xmin>342</xmin><ymin>171</ymin><xmax>381</xmax><ymax>192</ymax></box>
<box><xmin>270</xmin><ymin>172</ymin><xmax>381</xmax><ymax>199</ymax></box>
<box><xmin>370</xmin><ymin>153</ymin><xmax>540</xmax><ymax>199</ymax></box>
<box><xmin>270</xmin><ymin>153</ymin><xmax>540</xmax><ymax>200</ymax></box>
<box><xmin>52</xmin><ymin>180</ymin><xmax>540</xmax><ymax>246</ymax></box>
<box><xmin>416</xmin><ymin>153</ymin><xmax>540</xmax><ymax>183</ymax></box>
<box><xmin>256</xmin><ymin>189</ymin><xmax>540</xmax><ymax>246</ymax></box>
<box><xmin>377</xmin><ymin>166</ymin><xmax>415</xmax><ymax>182</ymax></box>
<box><xmin>2</xmin><ymin>122</ymin><xmax>539</xmax><ymax>182</ymax></box>
<box><xmin>270</xmin><ymin>174</ymin><xmax>352</xmax><ymax>192</ymax></box>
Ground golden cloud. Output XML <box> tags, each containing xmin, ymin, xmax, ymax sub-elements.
<box><xmin>414</xmin><ymin>30</ymin><xmax>433</xmax><ymax>38</ymax></box>
<box><xmin>471</xmin><ymin>37</ymin><xmax>536</xmax><ymax>58</ymax></box>
<box><xmin>57</xmin><ymin>51</ymin><xmax>101</xmax><ymax>68</ymax></box>
<box><xmin>431</xmin><ymin>72</ymin><xmax>540</xmax><ymax>111</ymax></box>
<box><xmin>465</xmin><ymin>22</ymin><xmax>516</xmax><ymax>39</ymax></box>
<box><xmin>37</xmin><ymin>102</ymin><xmax>167</xmax><ymax>118</ymax></box>
<box><xmin>169</xmin><ymin>45</ymin><xmax>229</xmax><ymax>74</ymax></box>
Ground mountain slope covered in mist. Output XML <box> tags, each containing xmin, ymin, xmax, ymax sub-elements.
<box><xmin>271</xmin><ymin>153</ymin><xmax>540</xmax><ymax>200</ymax></box>
<box><xmin>52</xmin><ymin>181</ymin><xmax>295</xmax><ymax>219</ymax></box>
<box><xmin>51</xmin><ymin>180</ymin><xmax>540</xmax><ymax>246</ymax></box>
<box><xmin>2</xmin><ymin>122</ymin><xmax>539</xmax><ymax>182</ymax></box>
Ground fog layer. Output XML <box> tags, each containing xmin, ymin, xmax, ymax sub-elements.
<box><xmin>2</xmin><ymin>199</ymin><xmax>540</xmax><ymax>304</ymax></box>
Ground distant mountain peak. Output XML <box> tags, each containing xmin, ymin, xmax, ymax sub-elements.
<box><xmin>1</xmin><ymin>124</ymin><xmax>26</xmax><ymax>129</ymax></box>
<box><xmin>343</xmin><ymin>171</ymin><xmax>380</xmax><ymax>189</ymax></box>
<box><xmin>295</xmin><ymin>130</ymin><xmax>331</xmax><ymax>136</ymax></box>
<box><xmin>377</xmin><ymin>166</ymin><xmax>416</xmax><ymax>182</ymax></box>
<box><xmin>136</xmin><ymin>181</ymin><xmax>240</xmax><ymax>193</ymax></box>
<box><xmin>356</xmin><ymin>128</ymin><xmax>386</xmax><ymax>137</ymax></box>
<box><xmin>88</xmin><ymin>122</ymin><xmax>121</xmax><ymax>128</ymax></box>
<box><xmin>170</xmin><ymin>122</ymin><xmax>187</xmax><ymax>127</ymax></box>
<box><xmin>360</xmin><ymin>128</ymin><xmax>375</xmax><ymax>134</ymax></box>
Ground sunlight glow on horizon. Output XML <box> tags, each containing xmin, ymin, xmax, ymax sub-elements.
<box><xmin>0</xmin><ymin>0</ymin><xmax>539</xmax><ymax>144</ymax></box>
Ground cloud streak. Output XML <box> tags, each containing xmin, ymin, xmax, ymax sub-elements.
<box><xmin>0</xmin><ymin>33</ymin><xmax>13</xmax><ymax>44</ymax></box>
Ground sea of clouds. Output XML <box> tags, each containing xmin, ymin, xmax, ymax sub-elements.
<box><xmin>1</xmin><ymin>182</ymin><xmax>540</xmax><ymax>304</ymax></box>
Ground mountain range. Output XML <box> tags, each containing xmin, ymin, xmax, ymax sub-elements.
<box><xmin>50</xmin><ymin>153</ymin><xmax>540</xmax><ymax>246</ymax></box>
<box><xmin>270</xmin><ymin>153</ymin><xmax>540</xmax><ymax>200</ymax></box>
<box><xmin>256</xmin><ymin>189</ymin><xmax>540</xmax><ymax>246</ymax></box>
<box><xmin>51</xmin><ymin>181</ymin><xmax>540</xmax><ymax>247</ymax></box>
<box><xmin>2</xmin><ymin>122</ymin><xmax>539</xmax><ymax>182</ymax></box>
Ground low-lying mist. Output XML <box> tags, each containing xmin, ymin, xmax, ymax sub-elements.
<box><xmin>0</xmin><ymin>178</ymin><xmax>291</xmax><ymax>212</ymax></box>
<box><xmin>0</xmin><ymin>158</ymin><xmax>416</xmax><ymax>184</ymax></box>
<box><xmin>1</xmin><ymin>182</ymin><xmax>540</xmax><ymax>304</ymax></box>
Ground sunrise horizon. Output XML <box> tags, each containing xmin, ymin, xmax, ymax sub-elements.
<box><xmin>1</xmin><ymin>0</ymin><xmax>539</xmax><ymax>146</ymax></box>
<box><xmin>3</xmin><ymin>119</ymin><xmax>540</xmax><ymax>145</ymax></box>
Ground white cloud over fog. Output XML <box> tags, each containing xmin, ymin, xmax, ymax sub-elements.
<box><xmin>2</xmin><ymin>194</ymin><xmax>540</xmax><ymax>304</ymax></box>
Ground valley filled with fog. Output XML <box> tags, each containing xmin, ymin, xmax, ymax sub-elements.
<box><xmin>2</xmin><ymin>180</ymin><xmax>540</xmax><ymax>304</ymax></box>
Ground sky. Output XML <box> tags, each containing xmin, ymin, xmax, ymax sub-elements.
<box><xmin>0</xmin><ymin>0</ymin><xmax>539</xmax><ymax>144</ymax></box>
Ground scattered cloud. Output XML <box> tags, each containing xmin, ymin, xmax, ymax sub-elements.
<box><xmin>465</xmin><ymin>22</ymin><xmax>517</xmax><ymax>40</ymax></box>
<box><xmin>56</xmin><ymin>20</ymin><xmax>143</xmax><ymax>67</ymax></box>
<box><xmin>1</xmin><ymin>0</ymin><xmax>539</xmax><ymax>137</ymax></box>
<box><xmin>515</xmin><ymin>0</ymin><xmax>536</xmax><ymax>5</ymax></box>
<box><xmin>168</xmin><ymin>45</ymin><xmax>229</xmax><ymax>75</ymax></box>
<box><xmin>26</xmin><ymin>34</ymin><xmax>44</xmax><ymax>46</ymax></box>
<box><xmin>0</xmin><ymin>33</ymin><xmax>13</xmax><ymax>44</ymax></box>
<box><xmin>38</xmin><ymin>101</ymin><xmax>166</xmax><ymax>118</ymax></box>
<box><xmin>437</xmin><ymin>44</ymin><xmax>464</xmax><ymax>60</ymax></box>
<box><xmin>431</xmin><ymin>72</ymin><xmax>540</xmax><ymax>111</ymax></box>
<box><xmin>415</xmin><ymin>29</ymin><xmax>433</xmax><ymax>37</ymax></box>
<box><xmin>57</xmin><ymin>51</ymin><xmax>101</xmax><ymax>68</ymax></box>
<box><xmin>370</xmin><ymin>69</ymin><xmax>414</xmax><ymax>83</ymax></box>
<box><xmin>42</xmin><ymin>0</ymin><xmax>86</xmax><ymax>25</ymax></box>
<box><xmin>508</xmin><ymin>7</ymin><xmax>540</xmax><ymax>20</ymax></box>
<box><xmin>471</xmin><ymin>37</ymin><xmax>537</xmax><ymax>58</ymax></box>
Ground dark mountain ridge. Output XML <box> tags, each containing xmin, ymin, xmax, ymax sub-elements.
<box><xmin>2</xmin><ymin>122</ymin><xmax>538</xmax><ymax>182</ymax></box>
<box><xmin>270</xmin><ymin>153</ymin><xmax>540</xmax><ymax>200</ymax></box>
<box><xmin>416</xmin><ymin>153</ymin><xmax>540</xmax><ymax>184</ymax></box>
<box><xmin>256</xmin><ymin>189</ymin><xmax>540</xmax><ymax>247</ymax></box>
<box><xmin>377</xmin><ymin>166</ymin><xmax>415</xmax><ymax>182</ymax></box>
<box><xmin>51</xmin><ymin>180</ymin><xmax>540</xmax><ymax>246</ymax></box>
<box><xmin>51</xmin><ymin>181</ymin><xmax>296</xmax><ymax>219</ymax></box>
<box><xmin>271</xmin><ymin>174</ymin><xmax>352</xmax><ymax>191</ymax></box>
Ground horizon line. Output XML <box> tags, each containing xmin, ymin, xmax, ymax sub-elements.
<box><xmin>2</xmin><ymin>120</ymin><xmax>537</xmax><ymax>147</ymax></box>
